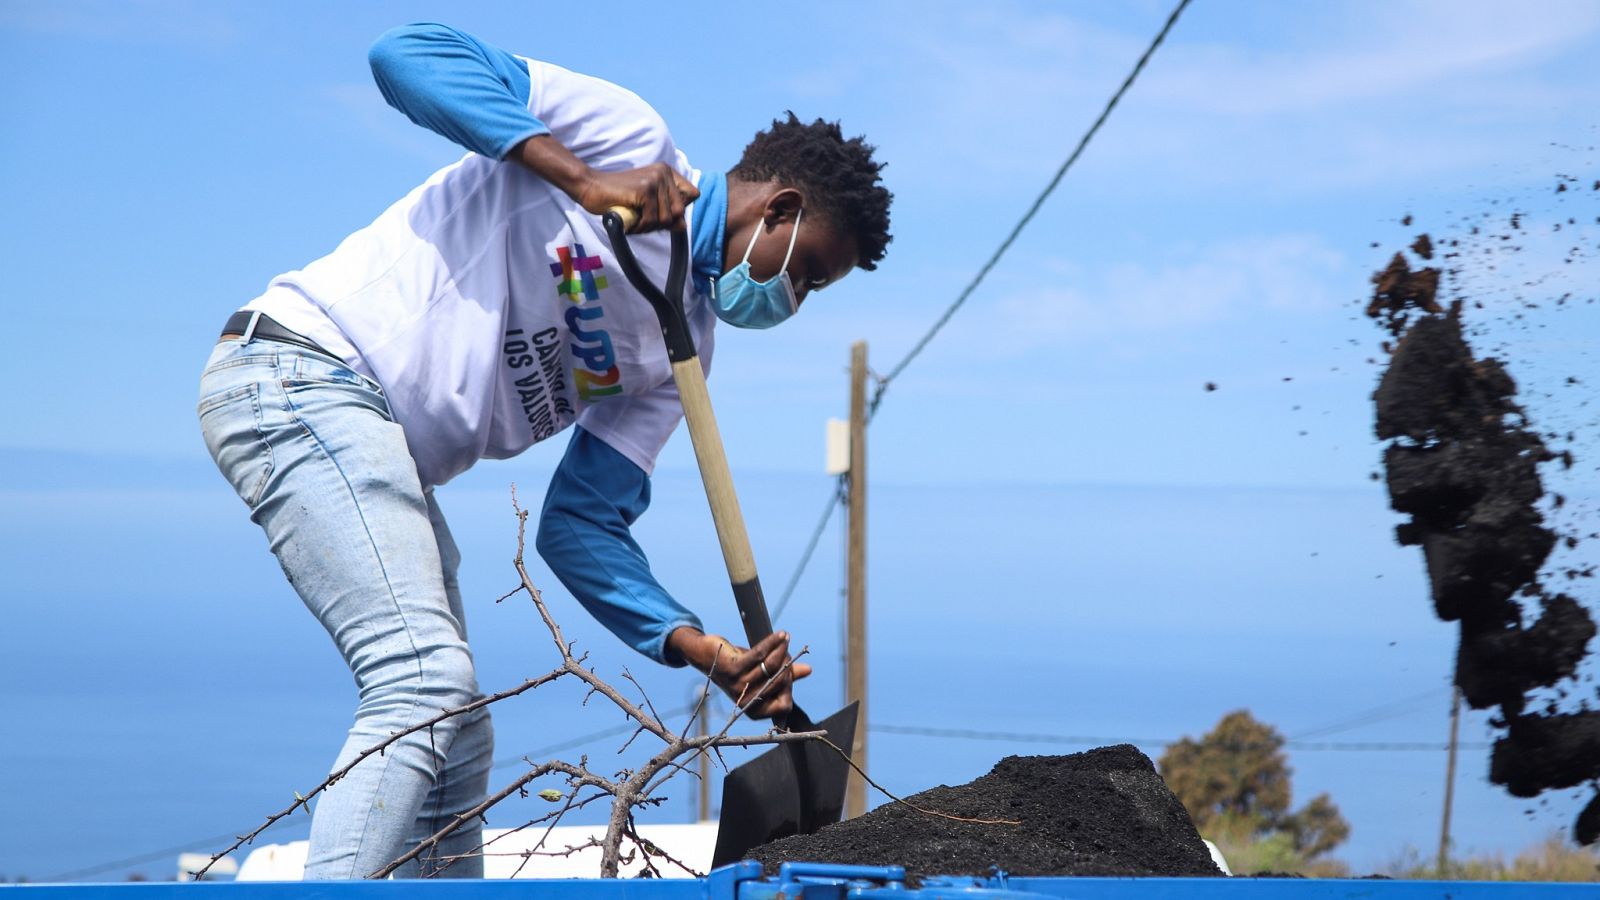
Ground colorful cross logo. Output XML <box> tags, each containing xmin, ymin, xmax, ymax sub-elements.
<box><xmin>549</xmin><ymin>244</ymin><xmax>608</xmax><ymax>303</ymax></box>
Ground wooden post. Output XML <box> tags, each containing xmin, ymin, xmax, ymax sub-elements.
<box><xmin>697</xmin><ymin>688</ymin><xmax>711</xmax><ymax>822</ymax></box>
<box><xmin>1438</xmin><ymin>686</ymin><xmax>1461</xmax><ymax>875</ymax></box>
<box><xmin>845</xmin><ymin>341</ymin><xmax>869</xmax><ymax>819</ymax></box>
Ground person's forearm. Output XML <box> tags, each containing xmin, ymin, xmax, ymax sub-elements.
<box><xmin>538</xmin><ymin>511</ymin><xmax>702</xmax><ymax>665</ymax></box>
<box><xmin>515</xmin><ymin>134</ymin><xmax>591</xmax><ymax>202</ymax></box>
<box><xmin>518</xmin><ymin>133</ymin><xmax>695</xmax><ymax>229</ymax></box>
<box><xmin>536</xmin><ymin>428</ymin><xmax>704</xmax><ymax>666</ymax></box>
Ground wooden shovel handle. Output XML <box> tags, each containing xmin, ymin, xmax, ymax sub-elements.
<box><xmin>670</xmin><ymin>356</ymin><xmax>775</xmax><ymax>645</ymax></box>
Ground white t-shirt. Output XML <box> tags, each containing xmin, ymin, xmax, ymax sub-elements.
<box><xmin>244</xmin><ymin>59</ymin><xmax>714</xmax><ymax>488</ymax></box>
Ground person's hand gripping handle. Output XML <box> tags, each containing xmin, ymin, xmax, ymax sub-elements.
<box><xmin>516</xmin><ymin>132</ymin><xmax>694</xmax><ymax>232</ymax></box>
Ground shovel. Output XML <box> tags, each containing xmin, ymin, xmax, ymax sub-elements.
<box><xmin>601</xmin><ymin>208</ymin><xmax>860</xmax><ymax>868</ymax></box>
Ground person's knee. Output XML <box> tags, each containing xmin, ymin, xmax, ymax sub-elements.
<box><xmin>354</xmin><ymin>641</ymin><xmax>479</xmax><ymax>717</ymax></box>
<box><xmin>419</xmin><ymin>643</ymin><xmax>480</xmax><ymax>711</ymax></box>
<box><xmin>447</xmin><ymin>704</ymin><xmax>496</xmax><ymax>787</ymax></box>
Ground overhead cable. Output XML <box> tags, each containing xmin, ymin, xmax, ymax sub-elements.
<box><xmin>871</xmin><ymin>723</ymin><xmax>1492</xmax><ymax>753</ymax></box>
<box><xmin>868</xmin><ymin>0</ymin><xmax>1194</xmax><ymax>418</ymax></box>
<box><xmin>771</xmin><ymin>476</ymin><xmax>847</xmax><ymax>624</ymax></box>
<box><xmin>772</xmin><ymin>0</ymin><xmax>1194</xmax><ymax>621</ymax></box>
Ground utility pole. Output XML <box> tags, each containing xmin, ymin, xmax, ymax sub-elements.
<box><xmin>1438</xmin><ymin>686</ymin><xmax>1462</xmax><ymax>875</ymax></box>
<box><xmin>845</xmin><ymin>341</ymin><xmax>869</xmax><ymax>819</ymax></box>
<box><xmin>697</xmin><ymin>685</ymin><xmax>710</xmax><ymax>819</ymax></box>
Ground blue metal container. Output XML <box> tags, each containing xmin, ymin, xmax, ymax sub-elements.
<box><xmin>2</xmin><ymin>860</ymin><xmax>1588</xmax><ymax>898</ymax></box>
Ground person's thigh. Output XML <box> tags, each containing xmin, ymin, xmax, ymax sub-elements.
<box><xmin>204</xmin><ymin>342</ymin><xmax>473</xmax><ymax>688</ymax></box>
<box><xmin>258</xmin><ymin>355</ymin><xmax>473</xmax><ymax>697</ymax></box>
<box><xmin>200</xmin><ymin>340</ymin><xmax>483</xmax><ymax>877</ymax></box>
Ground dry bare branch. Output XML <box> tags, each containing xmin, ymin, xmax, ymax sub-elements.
<box><xmin>432</xmin><ymin>784</ymin><xmax>612</xmax><ymax>877</ymax></box>
<box><xmin>192</xmin><ymin>663</ymin><xmax>570</xmax><ymax>879</ymax></box>
<box><xmin>402</xmin><ymin>495</ymin><xmax>835</xmax><ymax>878</ymax></box>
<box><xmin>213</xmin><ymin>485</ymin><xmax>842</xmax><ymax>883</ymax></box>
<box><xmin>371</xmin><ymin>760</ymin><xmax>611</xmax><ymax>878</ymax></box>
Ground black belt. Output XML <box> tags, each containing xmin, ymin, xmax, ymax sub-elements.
<box><xmin>221</xmin><ymin>310</ymin><xmax>338</xmax><ymax>358</ymax></box>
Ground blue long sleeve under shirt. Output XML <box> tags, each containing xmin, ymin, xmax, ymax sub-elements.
<box><xmin>369</xmin><ymin>23</ymin><xmax>723</xmax><ymax>666</ymax></box>
<box><xmin>537</xmin><ymin>428</ymin><xmax>704</xmax><ymax>666</ymax></box>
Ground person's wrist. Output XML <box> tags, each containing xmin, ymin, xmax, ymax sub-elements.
<box><xmin>666</xmin><ymin>626</ymin><xmax>706</xmax><ymax>668</ymax></box>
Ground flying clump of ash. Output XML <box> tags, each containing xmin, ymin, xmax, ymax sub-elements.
<box><xmin>1367</xmin><ymin>182</ymin><xmax>1600</xmax><ymax>845</ymax></box>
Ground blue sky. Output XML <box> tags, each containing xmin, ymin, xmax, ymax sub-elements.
<box><xmin>2</xmin><ymin>0</ymin><xmax>1599</xmax><ymax>881</ymax></box>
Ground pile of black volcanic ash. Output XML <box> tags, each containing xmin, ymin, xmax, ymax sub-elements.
<box><xmin>745</xmin><ymin>744</ymin><xmax>1222</xmax><ymax>880</ymax></box>
<box><xmin>1368</xmin><ymin>244</ymin><xmax>1600</xmax><ymax>845</ymax></box>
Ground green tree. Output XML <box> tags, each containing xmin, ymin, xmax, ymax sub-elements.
<box><xmin>1159</xmin><ymin>710</ymin><xmax>1351</xmax><ymax>870</ymax></box>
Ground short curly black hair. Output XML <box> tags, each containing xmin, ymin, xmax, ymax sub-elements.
<box><xmin>730</xmin><ymin>113</ymin><xmax>892</xmax><ymax>271</ymax></box>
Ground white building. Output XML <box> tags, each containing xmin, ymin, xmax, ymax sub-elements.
<box><xmin>234</xmin><ymin>822</ymin><xmax>721</xmax><ymax>880</ymax></box>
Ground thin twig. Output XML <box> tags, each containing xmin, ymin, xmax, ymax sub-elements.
<box><xmin>595</xmin><ymin>649</ymin><xmax>817</xmax><ymax>876</ymax></box>
<box><xmin>627</xmin><ymin>824</ymin><xmax>702</xmax><ymax>879</ymax></box>
<box><xmin>499</xmin><ymin>837</ymin><xmax>604</xmax><ymax>879</ymax></box>
<box><xmin>616</xmin><ymin>724</ymin><xmax>650</xmax><ymax>755</ymax></box>
<box><xmin>623</xmin><ymin>813</ymin><xmax>663</xmax><ymax>879</ymax></box>
<box><xmin>432</xmin><ymin>784</ymin><xmax>609</xmax><ymax>877</ymax></box>
<box><xmin>678</xmin><ymin>646</ymin><xmax>723</xmax><ymax>743</ymax></box>
<box><xmin>509</xmin><ymin>494</ymin><xmax>677</xmax><ymax>747</ymax></box>
<box><xmin>654</xmin><ymin>648</ymin><xmax>812</xmax><ymax>794</ymax></box>
<box><xmin>621</xmin><ymin>668</ymin><xmax>666</xmax><ymax>731</ymax></box>
<box><xmin>391</xmin><ymin>494</ymin><xmax>828</xmax><ymax>878</ymax></box>
<box><xmin>193</xmin><ymin>665</ymin><xmax>567</xmax><ymax>879</ymax></box>
<box><xmin>642</xmin><ymin>729</ymin><xmax>825</xmax><ymax>799</ymax></box>
<box><xmin>371</xmin><ymin>760</ymin><xmax>611</xmax><ymax>878</ymax></box>
<box><xmin>812</xmin><ymin>734</ymin><xmax>1020</xmax><ymax>826</ymax></box>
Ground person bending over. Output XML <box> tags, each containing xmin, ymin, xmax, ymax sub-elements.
<box><xmin>196</xmin><ymin>22</ymin><xmax>891</xmax><ymax>880</ymax></box>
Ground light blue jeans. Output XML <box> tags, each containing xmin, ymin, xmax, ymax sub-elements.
<box><xmin>197</xmin><ymin>336</ymin><xmax>494</xmax><ymax>879</ymax></box>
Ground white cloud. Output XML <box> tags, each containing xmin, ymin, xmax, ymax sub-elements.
<box><xmin>705</xmin><ymin>232</ymin><xmax>1353</xmax><ymax>404</ymax></box>
<box><xmin>862</xmin><ymin>0</ymin><xmax>1600</xmax><ymax>196</ymax></box>
<box><xmin>1142</xmin><ymin>0</ymin><xmax>1600</xmax><ymax>116</ymax></box>
<box><xmin>987</xmin><ymin>234</ymin><xmax>1350</xmax><ymax>352</ymax></box>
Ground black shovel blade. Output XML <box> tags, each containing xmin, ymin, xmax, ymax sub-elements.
<box><xmin>710</xmin><ymin>700</ymin><xmax>860</xmax><ymax>868</ymax></box>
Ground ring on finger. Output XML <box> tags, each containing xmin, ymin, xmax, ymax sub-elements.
<box><xmin>759</xmin><ymin>661</ymin><xmax>771</xmax><ymax>678</ymax></box>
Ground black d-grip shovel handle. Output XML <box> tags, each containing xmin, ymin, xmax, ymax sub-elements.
<box><xmin>603</xmin><ymin>208</ymin><xmax>695</xmax><ymax>365</ymax></box>
<box><xmin>601</xmin><ymin>208</ymin><xmax>778</xmax><ymax>649</ymax></box>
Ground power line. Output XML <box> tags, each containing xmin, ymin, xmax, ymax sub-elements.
<box><xmin>868</xmin><ymin>0</ymin><xmax>1193</xmax><ymax>418</ymax></box>
<box><xmin>771</xmin><ymin>476</ymin><xmax>847</xmax><ymax>624</ymax></box>
<box><xmin>871</xmin><ymin>723</ymin><xmax>1492</xmax><ymax>753</ymax></box>
<box><xmin>1289</xmin><ymin>686</ymin><xmax>1452</xmax><ymax>741</ymax></box>
<box><xmin>874</xmin><ymin>689</ymin><xmax>1474</xmax><ymax>754</ymax></box>
<box><xmin>770</xmin><ymin>0</ymin><xmax>1193</xmax><ymax>621</ymax></box>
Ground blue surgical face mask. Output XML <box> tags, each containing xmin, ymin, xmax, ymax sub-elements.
<box><xmin>711</xmin><ymin>207</ymin><xmax>803</xmax><ymax>330</ymax></box>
